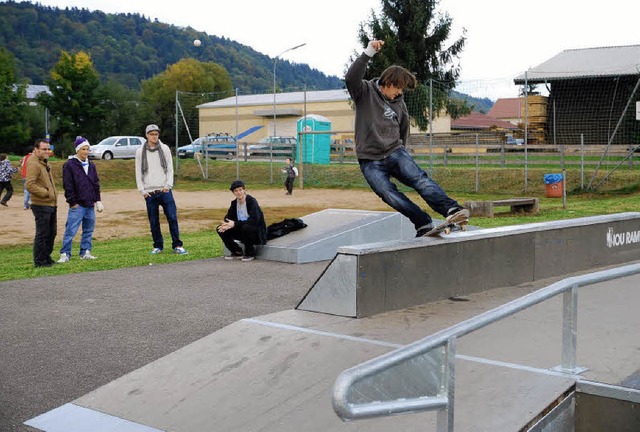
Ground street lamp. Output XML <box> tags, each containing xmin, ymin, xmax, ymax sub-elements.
<box><xmin>271</xmin><ymin>43</ymin><xmax>306</xmax><ymax>184</ymax></box>
<box><xmin>273</xmin><ymin>43</ymin><xmax>306</xmax><ymax>138</ymax></box>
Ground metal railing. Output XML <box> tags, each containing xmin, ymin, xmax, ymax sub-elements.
<box><xmin>332</xmin><ymin>262</ymin><xmax>640</xmax><ymax>431</ymax></box>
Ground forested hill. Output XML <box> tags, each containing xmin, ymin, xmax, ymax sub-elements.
<box><xmin>0</xmin><ymin>1</ymin><xmax>343</xmax><ymax>93</ymax></box>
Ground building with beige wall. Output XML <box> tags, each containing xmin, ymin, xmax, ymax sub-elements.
<box><xmin>196</xmin><ymin>89</ymin><xmax>451</xmax><ymax>142</ymax></box>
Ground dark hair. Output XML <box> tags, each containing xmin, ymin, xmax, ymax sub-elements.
<box><xmin>34</xmin><ymin>139</ymin><xmax>48</xmax><ymax>149</ymax></box>
<box><xmin>0</xmin><ymin>153</ymin><xmax>6</xmax><ymax>161</ymax></box>
<box><xmin>378</xmin><ymin>65</ymin><xmax>417</xmax><ymax>90</ymax></box>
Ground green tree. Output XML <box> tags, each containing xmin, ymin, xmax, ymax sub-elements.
<box><xmin>100</xmin><ymin>80</ymin><xmax>151</xmax><ymax>138</ymax></box>
<box><xmin>37</xmin><ymin>50</ymin><xmax>108</xmax><ymax>154</ymax></box>
<box><xmin>0</xmin><ymin>48</ymin><xmax>30</xmax><ymax>154</ymax></box>
<box><xmin>140</xmin><ymin>58</ymin><xmax>233</xmax><ymax>143</ymax></box>
<box><xmin>356</xmin><ymin>0</ymin><xmax>470</xmax><ymax>129</ymax></box>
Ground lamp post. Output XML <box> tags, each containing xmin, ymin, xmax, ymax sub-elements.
<box><xmin>271</xmin><ymin>42</ymin><xmax>306</xmax><ymax>183</ymax></box>
<box><xmin>273</xmin><ymin>43</ymin><xmax>306</xmax><ymax>137</ymax></box>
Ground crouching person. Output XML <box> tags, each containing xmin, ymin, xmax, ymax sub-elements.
<box><xmin>217</xmin><ymin>180</ymin><xmax>267</xmax><ymax>261</ymax></box>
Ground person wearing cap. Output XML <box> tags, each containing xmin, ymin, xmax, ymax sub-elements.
<box><xmin>135</xmin><ymin>124</ymin><xmax>187</xmax><ymax>255</ymax></box>
<box><xmin>26</xmin><ymin>139</ymin><xmax>57</xmax><ymax>267</ymax></box>
<box><xmin>217</xmin><ymin>180</ymin><xmax>267</xmax><ymax>261</ymax></box>
<box><xmin>57</xmin><ymin>136</ymin><xmax>103</xmax><ymax>263</ymax></box>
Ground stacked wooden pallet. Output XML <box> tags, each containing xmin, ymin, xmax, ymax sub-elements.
<box><xmin>519</xmin><ymin>95</ymin><xmax>548</xmax><ymax>144</ymax></box>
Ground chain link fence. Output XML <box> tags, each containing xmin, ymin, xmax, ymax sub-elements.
<box><xmin>174</xmin><ymin>76</ymin><xmax>640</xmax><ymax>196</ymax></box>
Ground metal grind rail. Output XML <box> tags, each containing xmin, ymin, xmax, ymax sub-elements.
<box><xmin>332</xmin><ymin>262</ymin><xmax>640</xmax><ymax>431</ymax></box>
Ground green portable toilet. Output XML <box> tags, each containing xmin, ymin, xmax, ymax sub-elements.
<box><xmin>297</xmin><ymin>114</ymin><xmax>331</xmax><ymax>164</ymax></box>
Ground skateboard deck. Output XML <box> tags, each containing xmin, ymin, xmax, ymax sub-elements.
<box><xmin>423</xmin><ymin>209</ymin><xmax>470</xmax><ymax>237</ymax></box>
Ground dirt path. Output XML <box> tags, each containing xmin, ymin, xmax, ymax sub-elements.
<box><xmin>3</xmin><ymin>188</ymin><xmax>389</xmax><ymax>246</ymax></box>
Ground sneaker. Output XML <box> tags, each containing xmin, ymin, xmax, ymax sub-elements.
<box><xmin>57</xmin><ymin>253</ymin><xmax>70</xmax><ymax>263</ymax></box>
<box><xmin>0</xmin><ymin>202</ymin><xmax>7</xmax><ymax>207</ymax></box>
<box><xmin>241</xmin><ymin>255</ymin><xmax>255</xmax><ymax>262</ymax></box>
<box><xmin>150</xmin><ymin>248</ymin><xmax>163</xmax><ymax>254</ymax></box>
<box><xmin>446</xmin><ymin>208</ymin><xmax>470</xmax><ymax>224</ymax></box>
<box><xmin>224</xmin><ymin>252</ymin><xmax>243</xmax><ymax>260</ymax></box>
<box><xmin>174</xmin><ymin>246</ymin><xmax>188</xmax><ymax>255</ymax></box>
<box><xmin>81</xmin><ymin>251</ymin><xmax>97</xmax><ymax>260</ymax></box>
<box><xmin>415</xmin><ymin>224</ymin><xmax>434</xmax><ymax>237</ymax></box>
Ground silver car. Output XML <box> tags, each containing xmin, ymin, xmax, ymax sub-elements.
<box><xmin>89</xmin><ymin>136</ymin><xmax>145</xmax><ymax>160</ymax></box>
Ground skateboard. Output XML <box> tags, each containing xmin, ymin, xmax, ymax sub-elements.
<box><xmin>423</xmin><ymin>209</ymin><xmax>470</xmax><ymax>237</ymax></box>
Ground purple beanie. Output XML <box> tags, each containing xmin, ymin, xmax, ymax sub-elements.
<box><xmin>74</xmin><ymin>136</ymin><xmax>89</xmax><ymax>151</ymax></box>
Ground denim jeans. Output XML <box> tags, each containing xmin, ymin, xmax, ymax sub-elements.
<box><xmin>23</xmin><ymin>178</ymin><xmax>31</xmax><ymax>209</ymax></box>
<box><xmin>145</xmin><ymin>190</ymin><xmax>182</xmax><ymax>250</ymax></box>
<box><xmin>60</xmin><ymin>205</ymin><xmax>96</xmax><ymax>256</ymax></box>
<box><xmin>359</xmin><ymin>147</ymin><xmax>461</xmax><ymax>229</ymax></box>
<box><xmin>31</xmin><ymin>204</ymin><xmax>57</xmax><ymax>266</ymax></box>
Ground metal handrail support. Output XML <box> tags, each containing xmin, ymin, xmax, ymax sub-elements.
<box><xmin>332</xmin><ymin>263</ymin><xmax>640</xmax><ymax>429</ymax></box>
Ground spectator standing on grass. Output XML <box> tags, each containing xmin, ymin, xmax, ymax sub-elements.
<box><xmin>0</xmin><ymin>153</ymin><xmax>18</xmax><ymax>207</ymax></box>
<box><xmin>217</xmin><ymin>179</ymin><xmax>267</xmax><ymax>261</ymax></box>
<box><xmin>282</xmin><ymin>157</ymin><xmax>297</xmax><ymax>195</ymax></box>
<box><xmin>135</xmin><ymin>124</ymin><xmax>188</xmax><ymax>255</ymax></box>
<box><xmin>57</xmin><ymin>137</ymin><xmax>104</xmax><ymax>263</ymax></box>
<box><xmin>345</xmin><ymin>39</ymin><xmax>468</xmax><ymax>237</ymax></box>
<box><xmin>20</xmin><ymin>151</ymin><xmax>32</xmax><ymax>209</ymax></box>
<box><xmin>26</xmin><ymin>139</ymin><xmax>57</xmax><ymax>267</ymax></box>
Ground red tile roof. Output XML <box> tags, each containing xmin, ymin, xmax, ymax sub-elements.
<box><xmin>487</xmin><ymin>98</ymin><xmax>522</xmax><ymax>119</ymax></box>
<box><xmin>451</xmin><ymin>111</ymin><xmax>519</xmax><ymax>131</ymax></box>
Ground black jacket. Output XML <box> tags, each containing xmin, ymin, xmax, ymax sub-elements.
<box><xmin>224</xmin><ymin>194</ymin><xmax>268</xmax><ymax>245</ymax></box>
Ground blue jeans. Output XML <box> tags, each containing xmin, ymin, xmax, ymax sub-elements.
<box><xmin>145</xmin><ymin>190</ymin><xmax>182</xmax><ymax>250</ymax></box>
<box><xmin>359</xmin><ymin>147</ymin><xmax>461</xmax><ymax>229</ymax></box>
<box><xmin>23</xmin><ymin>178</ymin><xmax>31</xmax><ymax>209</ymax></box>
<box><xmin>60</xmin><ymin>205</ymin><xmax>96</xmax><ymax>256</ymax></box>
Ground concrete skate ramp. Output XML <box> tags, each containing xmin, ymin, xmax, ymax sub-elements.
<box><xmin>256</xmin><ymin>209</ymin><xmax>416</xmax><ymax>263</ymax></box>
<box><xmin>297</xmin><ymin>212</ymin><xmax>640</xmax><ymax>318</ymax></box>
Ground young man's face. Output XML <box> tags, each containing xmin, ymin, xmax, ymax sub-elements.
<box><xmin>35</xmin><ymin>143</ymin><xmax>51</xmax><ymax>159</ymax></box>
<box><xmin>232</xmin><ymin>187</ymin><xmax>246</xmax><ymax>201</ymax></box>
<box><xmin>76</xmin><ymin>146</ymin><xmax>90</xmax><ymax>161</ymax></box>
<box><xmin>146</xmin><ymin>130</ymin><xmax>160</xmax><ymax>145</ymax></box>
<box><xmin>380</xmin><ymin>84</ymin><xmax>403</xmax><ymax>100</ymax></box>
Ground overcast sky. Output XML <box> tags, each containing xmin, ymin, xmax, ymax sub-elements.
<box><xmin>15</xmin><ymin>0</ymin><xmax>640</xmax><ymax>100</ymax></box>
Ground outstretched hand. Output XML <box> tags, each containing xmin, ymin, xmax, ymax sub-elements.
<box><xmin>365</xmin><ymin>40</ymin><xmax>384</xmax><ymax>57</ymax></box>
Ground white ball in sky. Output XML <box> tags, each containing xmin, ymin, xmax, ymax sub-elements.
<box><xmin>193</xmin><ymin>39</ymin><xmax>202</xmax><ymax>47</ymax></box>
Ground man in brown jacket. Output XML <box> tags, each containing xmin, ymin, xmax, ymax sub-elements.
<box><xmin>26</xmin><ymin>139</ymin><xmax>58</xmax><ymax>267</ymax></box>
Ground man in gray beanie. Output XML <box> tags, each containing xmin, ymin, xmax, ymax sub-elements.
<box><xmin>135</xmin><ymin>124</ymin><xmax>187</xmax><ymax>255</ymax></box>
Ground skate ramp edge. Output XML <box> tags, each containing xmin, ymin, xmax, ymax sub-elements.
<box><xmin>297</xmin><ymin>212</ymin><xmax>640</xmax><ymax>318</ymax></box>
<box><xmin>254</xmin><ymin>209</ymin><xmax>415</xmax><ymax>264</ymax></box>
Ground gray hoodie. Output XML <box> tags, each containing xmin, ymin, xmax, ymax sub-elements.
<box><xmin>345</xmin><ymin>53</ymin><xmax>410</xmax><ymax>161</ymax></box>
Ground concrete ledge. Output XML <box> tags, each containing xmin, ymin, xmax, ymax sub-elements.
<box><xmin>298</xmin><ymin>212</ymin><xmax>640</xmax><ymax>317</ymax></box>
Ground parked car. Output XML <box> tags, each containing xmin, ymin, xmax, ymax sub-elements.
<box><xmin>88</xmin><ymin>136</ymin><xmax>145</xmax><ymax>160</ymax></box>
<box><xmin>201</xmin><ymin>134</ymin><xmax>238</xmax><ymax>159</ymax></box>
<box><xmin>248</xmin><ymin>136</ymin><xmax>297</xmax><ymax>156</ymax></box>
<box><xmin>177</xmin><ymin>137</ymin><xmax>205</xmax><ymax>159</ymax></box>
<box><xmin>506</xmin><ymin>135</ymin><xmax>524</xmax><ymax>145</ymax></box>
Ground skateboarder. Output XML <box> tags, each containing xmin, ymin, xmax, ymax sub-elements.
<box><xmin>345</xmin><ymin>39</ymin><xmax>468</xmax><ymax>237</ymax></box>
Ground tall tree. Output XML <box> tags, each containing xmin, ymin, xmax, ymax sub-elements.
<box><xmin>356</xmin><ymin>0</ymin><xmax>470</xmax><ymax>129</ymax></box>
<box><xmin>140</xmin><ymin>58</ymin><xmax>233</xmax><ymax>143</ymax></box>
<box><xmin>37</xmin><ymin>50</ymin><xmax>108</xmax><ymax>153</ymax></box>
<box><xmin>0</xmin><ymin>48</ymin><xmax>30</xmax><ymax>154</ymax></box>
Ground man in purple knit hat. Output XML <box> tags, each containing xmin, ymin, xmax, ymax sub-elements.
<box><xmin>57</xmin><ymin>136</ymin><xmax>104</xmax><ymax>263</ymax></box>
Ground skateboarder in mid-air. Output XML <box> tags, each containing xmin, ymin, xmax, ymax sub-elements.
<box><xmin>345</xmin><ymin>39</ymin><xmax>469</xmax><ymax>237</ymax></box>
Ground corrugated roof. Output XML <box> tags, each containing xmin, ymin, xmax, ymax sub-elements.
<box><xmin>197</xmin><ymin>89</ymin><xmax>350</xmax><ymax>109</ymax></box>
<box><xmin>514</xmin><ymin>45</ymin><xmax>640</xmax><ymax>84</ymax></box>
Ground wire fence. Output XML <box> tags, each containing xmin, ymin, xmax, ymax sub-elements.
<box><xmin>174</xmin><ymin>75</ymin><xmax>640</xmax><ymax>195</ymax></box>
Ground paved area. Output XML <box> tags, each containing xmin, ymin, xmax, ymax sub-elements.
<box><xmin>0</xmin><ymin>258</ymin><xmax>329</xmax><ymax>432</ymax></box>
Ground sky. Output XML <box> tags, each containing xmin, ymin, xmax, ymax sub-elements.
<box><xmin>17</xmin><ymin>0</ymin><xmax>640</xmax><ymax>100</ymax></box>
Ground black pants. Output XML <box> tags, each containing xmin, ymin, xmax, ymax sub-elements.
<box><xmin>285</xmin><ymin>176</ymin><xmax>294</xmax><ymax>194</ymax></box>
<box><xmin>217</xmin><ymin>223</ymin><xmax>260</xmax><ymax>257</ymax></box>
<box><xmin>31</xmin><ymin>204</ymin><xmax>57</xmax><ymax>266</ymax></box>
<box><xmin>0</xmin><ymin>180</ymin><xmax>13</xmax><ymax>204</ymax></box>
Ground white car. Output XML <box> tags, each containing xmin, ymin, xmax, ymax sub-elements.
<box><xmin>89</xmin><ymin>136</ymin><xmax>145</xmax><ymax>160</ymax></box>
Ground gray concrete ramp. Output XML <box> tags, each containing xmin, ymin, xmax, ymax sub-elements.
<box><xmin>298</xmin><ymin>212</ymin><xmax>640</xmax><ymax>317</ymax></box>
<box><xmin>255</xmin><ymin>209</ymin><xmax>415</xmax><ymax>263</ymax></box>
